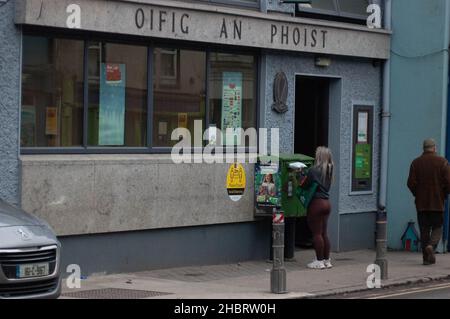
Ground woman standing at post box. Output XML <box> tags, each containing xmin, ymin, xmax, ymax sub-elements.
<box><xmin>302</xmin><ymin>146</ymin><xmax>334</xmax><ymax>270</ymax></box>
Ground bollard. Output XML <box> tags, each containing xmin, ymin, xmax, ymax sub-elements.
<box><xmin>284</xmin><ymin>217</ymin><xmax>296</xmax><ymax>260</ymax></box>
<box><xmin>375</xmin><ymin>206</ymin><xmax>388</xmax><ymax>280</ymax></box>
<box><xmin>271</xmin><ymin>210</ymin><xmax>287</xmax><ymax>294</ymax></box>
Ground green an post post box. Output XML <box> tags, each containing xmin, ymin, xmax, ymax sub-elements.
<box><xmin>279</xmin><ymin>154</ymin><xmax>315</xmax><ymax>218</ymax></box>
<box><xmin>279</xmin><ymin>154</ymin><xmax>314</xmax><ymax>260</ymax></box>
<box><xmin>255</xmin><ymin>154</ymin><xmax>314</xmax><ymax>260</ymax></box>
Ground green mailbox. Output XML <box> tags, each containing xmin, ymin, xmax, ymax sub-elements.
<box><xmin>255</xmin><ymin>154</ymin><xmax>314</xmax><ymax>217</ymax></box>
<box><xmin>279</xmin><ymin>154</ymin><xmax>314</xmax><ymax>218</ymax></box>
<box><xmin>255</xmin><ymin>153</ymin><xmax>314</xmax><ymax>260</ymax></box>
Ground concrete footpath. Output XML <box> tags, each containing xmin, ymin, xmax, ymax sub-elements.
<box><xmin>60</xmin><ymin>249</ymin><xmax>450</xmax><ymax>299</ymax></box>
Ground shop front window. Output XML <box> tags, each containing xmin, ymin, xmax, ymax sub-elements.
<box><xmin>338</xmin><ymin>0</ymin><xmax>370</xmax><ymax>16</ymax></box>
<box><xmin>187</xmin><ymin>0</ymin><xmax>259</xmax><ymax>8</ymax></box>
<box><xmin>153</xmin><ymin>48</ymin><xmax>206</xmax><ymax>147</ymax></box>
<box><xmin>208</xmin><ymin>53</ymin><xmax>256</xmax><ymax>146</ymax></box>
<box><xmin>87</xmin><ymin>42</ymin><xmax>148</xmax><ymax>147</ymax></box>
<box><xmin>299</xmin><ymin>0</ymin><xmax>336</xmax><ymax>12</ymax></box>
<box><xmin>297</xmin><ymin>0</ymin><xmax>372</xmax><ymax>22</ymax></box>
<box><xmin>160</xmin><ymin>49</ymin><xmax>178</xmax><ymax>82</ymax></box>
<box><xmin>21</xmin><ymin>35</ymin><xmax>257</xmax><ymax>153</ymax></box>
<box><xmin>21</xmin><ymin>36</ymin><xmax>84</xmax><ymax>147</ymax></box>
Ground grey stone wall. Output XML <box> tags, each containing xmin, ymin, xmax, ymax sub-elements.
<box><xmin>264</xmin><ymin>53</ymin><xmax>382</xmax><ymax>215</ymax></box>
<box><xmin>21</xmin><ymin>155</ymin><xmax>256</xmax><ymax>236</ymax></box>
<box><xmin>59</xmin><ymin>220</ymin><xmax>271</xmax><ymax>276</ymax></box>
<box><xmin>0</xmin><ymin>0</ymin><xmax>21</xmax><ymax>206</ymax></box>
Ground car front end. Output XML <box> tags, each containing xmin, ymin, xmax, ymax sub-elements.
<box><xmin>0</xmin><ymin>201</ymin><xmax>61</xmax><ymax>299</ymax></box>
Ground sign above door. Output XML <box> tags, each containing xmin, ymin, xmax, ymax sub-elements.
<box><xmin>15</xmin><ymin>0</ymin><xmax>390</xmax><ymax>59</ymax></box>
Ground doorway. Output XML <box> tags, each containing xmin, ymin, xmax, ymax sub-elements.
<box><xmin>294</xmin><ymin>75</ymin><xmax>330</xmax><ymax>248</ymax></box>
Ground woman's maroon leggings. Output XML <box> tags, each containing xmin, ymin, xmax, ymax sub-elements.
<box><xmin>307</xmin><ymin>199</ymin><xmax>331</xmax><ymax>261</ymax></box>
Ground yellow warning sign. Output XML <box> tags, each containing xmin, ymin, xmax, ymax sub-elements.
<box><xmin>226</xmin><ymin>163</ymin><xmax>246</xmax><ymax>202</ymax></box>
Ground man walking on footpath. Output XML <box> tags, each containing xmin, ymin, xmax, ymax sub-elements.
<box><xmin>407</xmin><ymin>139</ymin><xmax>450</xmax><ymax>265</ymax></box>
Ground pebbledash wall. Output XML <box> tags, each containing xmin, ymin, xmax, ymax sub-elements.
<box><xmin>1</xmin><ymin>0</ymin><xmax>390</xmax><ymax>275</ymax></box>
<box><xmin>263</xmin><ymin>52</ymin><xmax>382</xmax><ymax>251</ymax></box>
<box><xmin>0</xmin><ymin>0</ymin><xmax>21</xmax><ymax>207</ymax></box>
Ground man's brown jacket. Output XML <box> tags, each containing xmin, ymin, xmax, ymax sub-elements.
<box><xmin>407</xmin><ymin>151</ymin><xmax>450</xmax><ymax>212</ymax></box>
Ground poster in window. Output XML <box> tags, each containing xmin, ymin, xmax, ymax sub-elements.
<box><xmin>208</xmin><ymin>124</ymin><xmax>218</xmax><ymax>146</ymax></box>
<box><xmin>357</xmin><ymin>111</ymin><xmax>368</xmax><ymax>143</ymax></box>
<box><xmin>178</xmin><ymin>113</ymin><xmax>188</xmax><ymax>129</ymax></box>
<box><xmin>45</xmin><ymin>107</ymin><xmax>58</xmax><ymax>136</ymax></box>
<box><xmin>355</xmin><ymin>143</ymin><xmax>372</xmax><ymax>179</ymax></box>
<box><xmin>158</xmin><ymin>122</ymin><xmax>168</xmax><ymax>136</ymax></box>
<box><xmin>221</xmin><ymin>72</ymin><xmax>242</xmax><ymax>146</ymax></box>
<box><xmin>99</xmin><ymin>63</ymin><xmax>126</xmax><ymax>146</ymax></box>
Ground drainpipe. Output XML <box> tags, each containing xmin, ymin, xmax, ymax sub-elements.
<box><xmin>375</xmin><ymin>0</ymin><xmax>391</xmax><ymax>280</ymax></box>
<box><xmin>443</xmin><ymin>0</ymin><xmax>450</xmax><ymax>254</ymax></box>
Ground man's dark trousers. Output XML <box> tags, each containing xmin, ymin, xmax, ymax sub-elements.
<box><xmin>417</xmin><ymin>211</ymin><xmax>444</xmax><ymax>252</ymax></box>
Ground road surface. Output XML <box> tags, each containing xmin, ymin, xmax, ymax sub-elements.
<box><xmin>324</xmin><ymin>280</ymin><xmax>450</xmax><ymax>299</ymax></box>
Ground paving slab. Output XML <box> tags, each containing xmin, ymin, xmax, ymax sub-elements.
<box><xmin>60</xmin><ymin>249</ymin><xmax>450</xmax><ymax>299</ymax></box>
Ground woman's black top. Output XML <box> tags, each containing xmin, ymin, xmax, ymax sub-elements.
<box><xmin>304</xmin><ymin>167</ymin><xmax>332</xmax><ymax>200</ymax></box>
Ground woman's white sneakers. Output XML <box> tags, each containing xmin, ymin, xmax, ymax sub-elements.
<box><xmin>307</xmin><ymin>259</ymin><xmax>333</xmax><ymax>270</ymax></box>
<box><xmin>307</xmin><ymin>260</ymin><xmax>326</xmax><ymax>269</ymax></box>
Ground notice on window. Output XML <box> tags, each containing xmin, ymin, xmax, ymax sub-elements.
<box><xmin>221</xmin><ymin>72</ymin><xmax>242</xmax><ymax>146</ymax></box>
<box><xmin>158</xmin><ymin>122</ymin><xmax>168</xmax><ymax>136</ymax></box>
<box><xmin>355</xmin><ymin>143</ymin><xmax>372</xmax><ymax>179</ymax></box>
<box><xmin>45</xmin><ymin>107</ymin><xmax>58</xmax><ymax>136</ymax></box>
<box><xmin>357</xmin><ymin>111</ymin><xmax>369</xmax><ymax>143</ymax></box>
<box><xmin>99</xmin><ymin>63</ymin><xmax>126</xmax><ymax>146</ymax></box>
<box><xmin>208</xmin><ymin>124</ymin><xmax>218</xmax><ymax>146</ymax></box>
<box><xmin>178</xmin><ymin>113</ymin><xmax>188</xmax><ymax>129</ymax></box>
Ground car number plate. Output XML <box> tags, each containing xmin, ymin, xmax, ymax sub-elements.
<box><xmin>16</xmin><ymin>263</ymin><xmax>50</xmax><ymax>278</ymax></box>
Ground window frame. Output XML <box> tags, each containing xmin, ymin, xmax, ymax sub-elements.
<box><xmin>20</xmin><ymin>35</ymin><xmax>86</xmax><ymax>149</ymax></box>
<box><xmin>85</xmin><ymin>39</ymin><xmax>150</xmax><ymax>149</ymax></box>
<box><xmin>20</xmin><ymin>28</ymin><xmax>259</xmax><ymax>155</ymax></box>
<box><xmin>349</xmin><ymin>102</ymin><xmax>374</xmax><ymax>195</ymax></box>
<box><xmin>151</xmin><ymin>46</ymin><xmax>206</xmax><ymax>151</ymax></box>
<box><xmin>296</xmin><ymin>0</ymin><xmax>374</xmax><ymax>23</ymax></box>
<box><xmin>157</xmin><ymin>48</ymin><xmax>179</xmax><ymax>85</ymax></box>
<box><xmin>190</xmin><ymin>0</ymin><xmax>260</xmax><ymax>9</ymax></box>
<box><xmin>206</xmin><ymin>51</ymin><xmax>259</xmax><ymax>153</ymax></box>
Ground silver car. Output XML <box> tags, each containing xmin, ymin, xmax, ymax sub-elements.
<box><xmin>0</xmin><ymin>200</ymin><xmax>61</xmax><ymax>299</ymax></box>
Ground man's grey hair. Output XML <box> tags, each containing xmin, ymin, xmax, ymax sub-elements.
<box><xmin>423</xmin><ymin>138</ymin><xmax>436</xmax><ymax>151</ymax></box>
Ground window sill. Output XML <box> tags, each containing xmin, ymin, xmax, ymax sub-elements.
<box><xmin>20</xmin><ymin>151</ymin><xmax>259</xmax><ymax>165</ymax></box>
<box><xmin>20</xmin><ymin>153</ymin><xmax>184</xmax><ymax>165</ymax></box>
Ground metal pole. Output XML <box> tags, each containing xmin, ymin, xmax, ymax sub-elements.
<box><xmin>376</xmin><ymin>0</ymin><xmax>392</xmax><ymax>280</ymax></box>
<box><xmin>271</xmin><ymin>210</ymin><xmax>287</xmax><ymax>294</ymax></box>
<box><xmin>375</xmin><ymin>206</ymin><xmax>388</xmax><ymax>279</ymax></box>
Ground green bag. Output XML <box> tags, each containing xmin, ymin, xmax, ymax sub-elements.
<box><xmin>296</xmin><ymin>181</ymin><xmax>319</xmax><ymax>210</ymax></box>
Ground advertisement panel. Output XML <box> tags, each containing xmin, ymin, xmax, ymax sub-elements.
<box><xmin>99</xmin><ymin>63</ymin><xmax>126</xmax><ymax>146</ymax></box>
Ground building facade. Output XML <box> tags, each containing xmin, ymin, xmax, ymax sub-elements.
<box><xmin>0</xmin><ymin>0</ymin><xmax>390</xmax><ymax>275</ymax></box>
<box><xmin>387</xmin><ymin>0</ymin><xmax>450</xmax><ymax>251</ymax></box>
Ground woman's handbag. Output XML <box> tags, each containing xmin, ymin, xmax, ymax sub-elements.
<box><xmin>296</xmin><ymin>175</ymin><xmax>319</xmax><ymax>209</ymax></box>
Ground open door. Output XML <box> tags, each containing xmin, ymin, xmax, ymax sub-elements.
<box><xmin>294</xmin><ymin>75</ymin><xmax>330</xmax><ymax>248</ymax></box>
